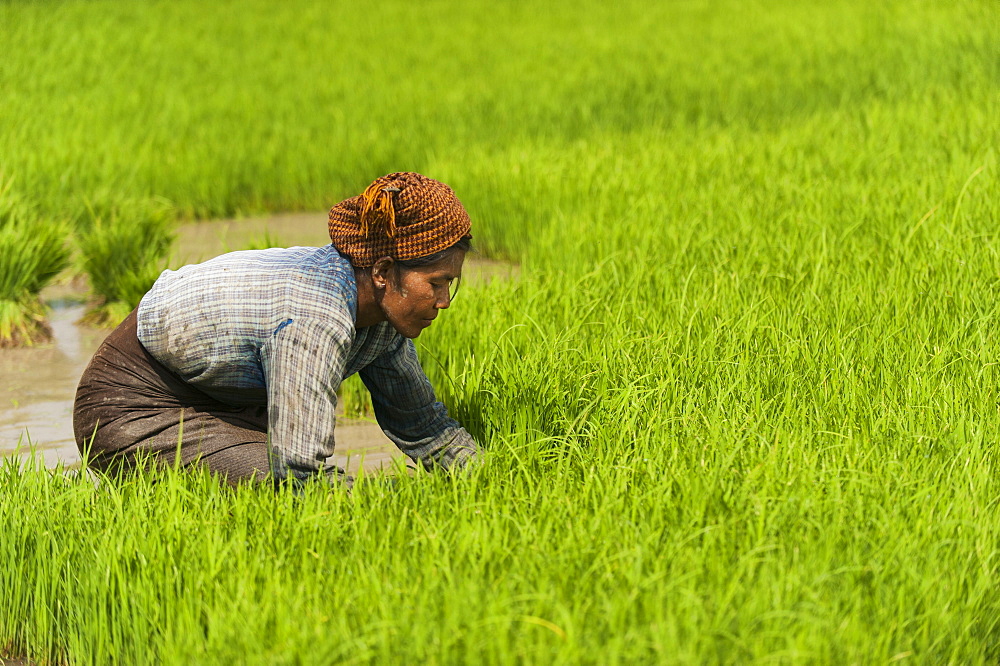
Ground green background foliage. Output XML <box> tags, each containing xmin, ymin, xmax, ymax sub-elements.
<box><xmin>1</xmin><ymin>0</ymin><xmax>999</xmax><ymax>662</ymax></box>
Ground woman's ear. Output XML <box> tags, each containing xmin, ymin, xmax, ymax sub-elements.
<box><xmin>371</xmin><ymin>257</ymin><xmax>395</xmax><ymax>291</ymax></box>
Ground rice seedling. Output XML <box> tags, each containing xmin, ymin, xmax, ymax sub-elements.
<box><xmin>75</xmin><ymin>197</ymin><xmax>175</xmax><ymax>327</ymax></box>
<box><xmin>0</xmin><ymin>178</ymin><xmax>70</xmax><ymax>347</ymax></box>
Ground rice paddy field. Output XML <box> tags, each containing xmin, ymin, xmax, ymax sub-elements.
<box><xmin>1</xmin><ymin>0</ymin><xmax>999</xmax><ymax>662</ymax></box>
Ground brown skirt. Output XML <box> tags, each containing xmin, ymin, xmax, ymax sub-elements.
<box><xmin>73</xmin><ymin>310</ymin><xmax>271</xmax><ymax>485</ymax></box>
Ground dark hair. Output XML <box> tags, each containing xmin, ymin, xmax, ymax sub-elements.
<box><xmin>395</xmin><ymin>235</ymin><xmax>473</xmax><ymax>269</ymax></box>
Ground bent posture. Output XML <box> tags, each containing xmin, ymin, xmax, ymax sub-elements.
<box><xmin>74</xmin><ymin>172</ymin><xmax>478</xmax><ymax>486</ymax></box>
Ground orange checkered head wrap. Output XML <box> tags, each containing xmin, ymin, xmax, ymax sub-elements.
<box><xmin>328</xmin><ymin>172</ymin><xmax>472</xmax><ymax>268</ymax></box>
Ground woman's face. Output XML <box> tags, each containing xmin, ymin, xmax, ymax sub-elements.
<box><xmin>374</xmin><ymin>250</ymin><xmax>466</xmax><ymax>338</ymax></box>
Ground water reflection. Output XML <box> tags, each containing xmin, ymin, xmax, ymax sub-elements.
<box><xmin>0</xmin><ymin>301</ymin><xmax>105</xmax><ymax>467</ymax></box>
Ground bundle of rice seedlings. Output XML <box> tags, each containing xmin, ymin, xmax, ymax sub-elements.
<box><xmin>76</xmin><ymin>197</ymin><xmax>176</xmax><ymax>327</ymax></box>
<box><xmin>0</xmin><ymin>179</ymin><xmax>70</xmax><ymax>347</ymax></box>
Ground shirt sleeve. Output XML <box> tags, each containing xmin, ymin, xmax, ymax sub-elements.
<box><xmin>259</xmin><ymin>318</ymin><xmax>349</xmax><ymax>484</ymax></box>
<box><xmin>359</xmin><ymin>335</ymin><xmax>479</xmax><ymax>470</ymax></box>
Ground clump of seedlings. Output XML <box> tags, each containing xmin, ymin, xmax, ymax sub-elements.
<box><xmin>76</xmin><ymin>196</ymin><xmax>176</xmax><ymax>327</ymax></box>
<box><xmin>0</xmin><ymin>178</ymin><xmax>70</xmax><ymax>347</ymax></box>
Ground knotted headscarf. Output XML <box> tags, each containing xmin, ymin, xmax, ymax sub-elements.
<box><xmin>328</xmin><ymin>172</ymin><xmax>472</xmax><ymax>267</ymax></box>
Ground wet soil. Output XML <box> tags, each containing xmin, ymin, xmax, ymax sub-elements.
<box><xmin>0</xmin><ymin>656</ymin><xmax>31</xmax><ymax>666</ymax></box>
<box><xmin>0</xmin><ymin>293</ymin><xmax>103</xmax><ymax>468</ymax></box>
<box><xmin>0</xmin><ymin>212</ymin><xmax>510</xmax><ymax>474</ymax></box>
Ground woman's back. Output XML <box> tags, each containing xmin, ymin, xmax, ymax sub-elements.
<box><xmin>137</xmin><ymin>245</ymin><xmax>357</xmax><ymax>393</ymax></box>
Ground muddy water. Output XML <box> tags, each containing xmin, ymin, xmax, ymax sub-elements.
<box><xmin>0</xmin><ymin>211</ymin><xmax>510</xmax><ymax>474</ymax></box>
<box><xmin>0</xmin><ymin>295</ymin><xmax>104</xmax><ymax>468</ymax></box>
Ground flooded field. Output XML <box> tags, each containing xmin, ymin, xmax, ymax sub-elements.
<box><xmin>0</xmin><ymin>295</ymin><xmax>102</xmax><ymax>468</ymax></box>
<box><xmin>0</xmin><ymin>212</ymin><xmax>510</xmax><ymax>472</ymax></box>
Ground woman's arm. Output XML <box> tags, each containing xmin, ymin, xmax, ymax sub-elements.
<box><xmin>259</xmin><ymin>318</ymin><xmax>350</xmax><ymax>484</ymax></box>
<box><xmin>359</xmin><ymin>336</ymin><xmax>478</xmax><ymax>470</ymax></box>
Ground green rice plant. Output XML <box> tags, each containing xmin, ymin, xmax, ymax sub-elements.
<box><xmin>76</xmin><ymin>197</ymin><xmax>176</xmax><ymax>327</ymax></box>
<box><xmin>0</xmin><ymin>178</ymin><xmax>70</xmax><ymax>347</ymax></box>
<box><xmin>2</xmin><ymin>0</ymin><xmax>1000</xmax><ymax>661</ymax></box>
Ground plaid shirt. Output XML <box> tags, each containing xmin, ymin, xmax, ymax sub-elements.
<box><xmin>136</xmin><ymin>245</ymin><xmax>477</xmax><ymax>482</ymax></box>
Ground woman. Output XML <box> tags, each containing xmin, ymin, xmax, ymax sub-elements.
<box><xmin>73</xmin><ymin>172</ymin><xmax>478</xmax><ymax>487</ymax></box>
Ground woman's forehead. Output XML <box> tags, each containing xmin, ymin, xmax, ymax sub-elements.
<box><xmin>418</xmin><ymin>250</ymin><xmax>465</xmax><ymax>277</ymax></box>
